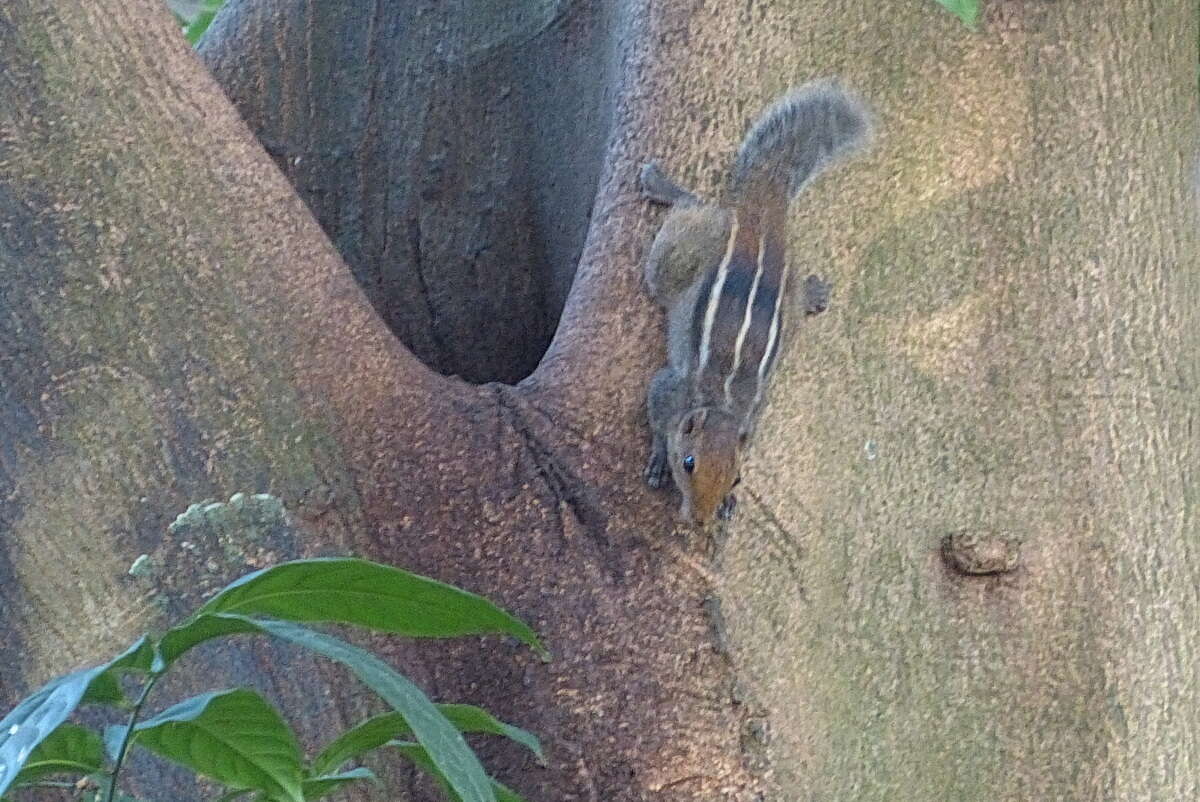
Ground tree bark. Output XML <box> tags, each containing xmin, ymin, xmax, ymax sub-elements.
<box><xmin>1</xmin><ymin>0</ymin><xmax>749</xmax><ymax>798</ymax></box>
<box><xmin>1</xmin><ymin>1</ymin><xmax>1197</xmax><ymax>801</ymax></box>
<box><xmin>198</xmin><ymin>0</ymin><xmax>619</xmax><ymax>384</ymax></box>
<box><xmin>712</xmin><ymin>3</ymin><xmax>1200</xmax><ymax>800</ymax></box>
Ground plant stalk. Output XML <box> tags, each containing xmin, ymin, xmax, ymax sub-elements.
<box><xmin>104</xmin><ymin>673</ymin><xmax>161</xmax><ymax>802</ymax></box>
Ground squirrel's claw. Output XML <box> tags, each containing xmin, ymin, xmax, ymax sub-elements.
<box><xmin>804</xmin><ymin>274</ymin><xmax>831</xmax><ymax>316</ymax></box>
<box><xmin>717</xmin><ymin>493</ymin><xmax>738</xmax><ymax>521</ymax></box>
<box><xmin>645</xmin><ymin>450</ymin><xmax>669</xmax><ymax>489</ymax></box>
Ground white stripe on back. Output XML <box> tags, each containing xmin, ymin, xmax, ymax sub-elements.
<box><xmin>724</xmin><ymin>231</ymin><xmax>766</xmax><ymax>406</ymax></box>
<box><xmin>754</xmin><ymin>265</ymin><xmax>787</xmax><ymax>411</ymax></box>
<box><xmin>696</xmin><ymin>214</ymin><xmax>740</xmax><ymax>375</ymax></box>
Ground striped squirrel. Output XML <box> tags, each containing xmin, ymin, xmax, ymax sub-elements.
<box><xmin>641</xmin><ymin>81</ymin><xmax>871</xmax><ymax>525</ymax></box>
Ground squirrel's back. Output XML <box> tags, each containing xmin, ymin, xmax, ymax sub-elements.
<box><xmin>729</xmin><ymin>81</ymin><xmax>872</xmax><ymax>207</ymax></box>
<box><xmin>679</xmin><ymin>82</ymin><xmax>870</xmax><ymax>424</ymax></box>
<box><xmin>640</xmin><ymin>80</ymin><xmax>872</xmax><ymax>525</ymax></box>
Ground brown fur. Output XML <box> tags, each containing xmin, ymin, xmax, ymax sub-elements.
<box><xmin>643</xmin><ymin>205</ymin><xmax>733</xmax><ymax>305</ymax></box>
<box><xmin>667</xmin><ymin>408</ymin><xmax>741</xmax><ymax>524</ymax></box>
<box><xmin>641</xmin><ymin>82</ymin><xmax>871</xmax><ymax>528</ymax></box>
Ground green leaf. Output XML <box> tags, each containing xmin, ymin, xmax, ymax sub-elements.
<box><xmin>196</xmin><ymin>558</ymin><xmax>545</xmax><ymax>657</ymax></box>
<box><xmin>435</xmin><ymin>705</ymin><xmax>543</xmax><ymax>764</ymax></box>
<box><xmin>390</xmin><ymin>742</ymin><xmax>529</xmax><ymax>802</ymax></box>
<box><xmin>215</xmin><ymin>615</ymin><xmax>496</xmax><ymax>802</ymax></box>
<box><xmin>156</xmin><ymin>613</ymin><xmax>264</xmax><ymax>668</ymax></box>
<box><xmin>103</xmin><ymin>724</ymin><xmax>127</xmax><ymax>765</ymax></box>
<box><xmin>490</xmin><ymin>780</ymin><xmax>531</xmax><ymax>802</ymax></box>
<box><xmin>82</xmin><ymin>636</ymin><xmax>155</xmax><ymax>706</ymax></box>
<box><xmin>308</xmin><ymin>714</ymin><xmax>397</xmax><ymax>777</ymax></box>
<box><xmin>184</xmin><ymin>10</ymin><xmax>217</xmax><ymax>44</ymax></box>
<box><xmin>7</xmin><ymin>724</ymin><xmax>104</xmax><ymax>787</ymax></box>
<box><xmin>131</xmin><ymin>689</ymin><xmax>304</xmax><ymax>802</ymax></box>
<box><xmin>301</xmin><ymin>767</ymin><xmax>378</xmax><ymax>800</ymax></box>
<box><xmin>183</xmin><ymin>0</ymin><xmax>227</xmax><ymax>44</ymax></box>
<box><xmin>0</xmin><ymin>637</ymin><xmax>152</xmax><ymax>796</ymax></box>
<box><xmin>311</xmin><ymin>704</ymin><xmax>542</xmax><ymax>776</ymax></box>
<box><xmin>80</xmin><ymin>672</ymin><xmax>126</xmax><ymax>708</ymax></box>
<box><xmin>932</xmin><ymin>0</ymin><xmax>979</xmax><ymax>28</ymax></box>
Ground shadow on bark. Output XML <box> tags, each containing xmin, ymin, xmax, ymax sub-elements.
<box><xmin>200</xmin><ymin>0</ymin><xmax>619</xmax><ymax>384</ymax></box>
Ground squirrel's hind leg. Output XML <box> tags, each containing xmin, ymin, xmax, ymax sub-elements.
<box><xmin>803</xmin><ymin>274</ymin><xmax>831</xmax><ymax>316</ymax></box>
<box><xmin>643</xmin><ymin>204</ymin><xmax>733</xmax><ymax>307</ymax></box>
<box><xmin>640</xmin><ymin>162</ymin><xmax>699</xmax><ymax>206</ymax></box>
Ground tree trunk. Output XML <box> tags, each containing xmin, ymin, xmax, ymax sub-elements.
<box><xmin>1</xmin><ymin>1</ymin><xmax>1196</xmax><ymax>802</ymax></box>
<box><xmin>198</xmin><ymin>0</ymin><xmax>619</xmax><ymax>384</ymax></box>
<box><xmin>712</xmin><ymin>3</ymin><xmax>1200</xmax><ymax>800</ymax></box>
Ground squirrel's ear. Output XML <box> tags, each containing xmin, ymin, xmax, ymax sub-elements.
<box><xmin>682</xmin><ymin>414</ymin><xmax>696</xmax><ymax>435</ymax></box>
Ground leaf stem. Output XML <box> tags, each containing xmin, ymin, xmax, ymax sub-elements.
<box><xmin>104</xmin><ymin>673</ymin><xmax>161</xmax><ymax>802</ymax></box>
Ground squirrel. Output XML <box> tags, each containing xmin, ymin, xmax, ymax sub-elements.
<box><xmin>641</xmin><ymin>80</ymin><xmax>872</xmax><ymax>526</ymax></box>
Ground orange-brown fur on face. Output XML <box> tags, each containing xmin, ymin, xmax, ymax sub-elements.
<box><xmin>667</xmin><ymin>407</ymin><xmax>742</xmax><ymax>525</ymax></box>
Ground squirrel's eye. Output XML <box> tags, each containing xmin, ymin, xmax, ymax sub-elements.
<box><xmin>682</xmin><ymin>455</ymin><xmax>696</xmax><ymax>473</ymax></box>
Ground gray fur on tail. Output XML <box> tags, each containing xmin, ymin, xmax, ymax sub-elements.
<box><xmin>730</xmin><ymin>80</ymin><xmax>872</xmax><ymax>202</ymax></box>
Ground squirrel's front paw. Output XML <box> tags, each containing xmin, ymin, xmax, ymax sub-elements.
<box><xmin>644</xmin><ymin>451</ymin><xmax>669</xmax><ymax>489</ymax></box>
<box><xmin>717</xmin><ymin>493</ymin><xmax>738</xmax><ymax>521</ymax></box>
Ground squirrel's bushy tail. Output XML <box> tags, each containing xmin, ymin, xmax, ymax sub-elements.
<box><xmin>730</xmin><ymin>80</ymin><xmax>871</xmax><ymax>204</ymax></box>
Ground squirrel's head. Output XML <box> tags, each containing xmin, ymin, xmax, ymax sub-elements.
<box><xmin>668</xmin><ymin>407</ymin><xmax>743</xmax><ymax>526</ymax></box>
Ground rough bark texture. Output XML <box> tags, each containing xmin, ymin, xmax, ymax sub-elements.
<box><xmin>0</xmin><ymin>0</ymin><xmax>749</xmax><ymax>799</ymax></box>
<box><xmin>199</xmin><ymin>0</ymin><xmax>619</xmax><ymax>384</ymax></box>
<box><xmin>1</xmin><ymin>1</ymin><xmax>1197</xmax><ymax>802</ymax></box>
<box><xmin>714</xmin><ymin>3</ymin><xmax>1200</xmax><ymax>800</ymax></box>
